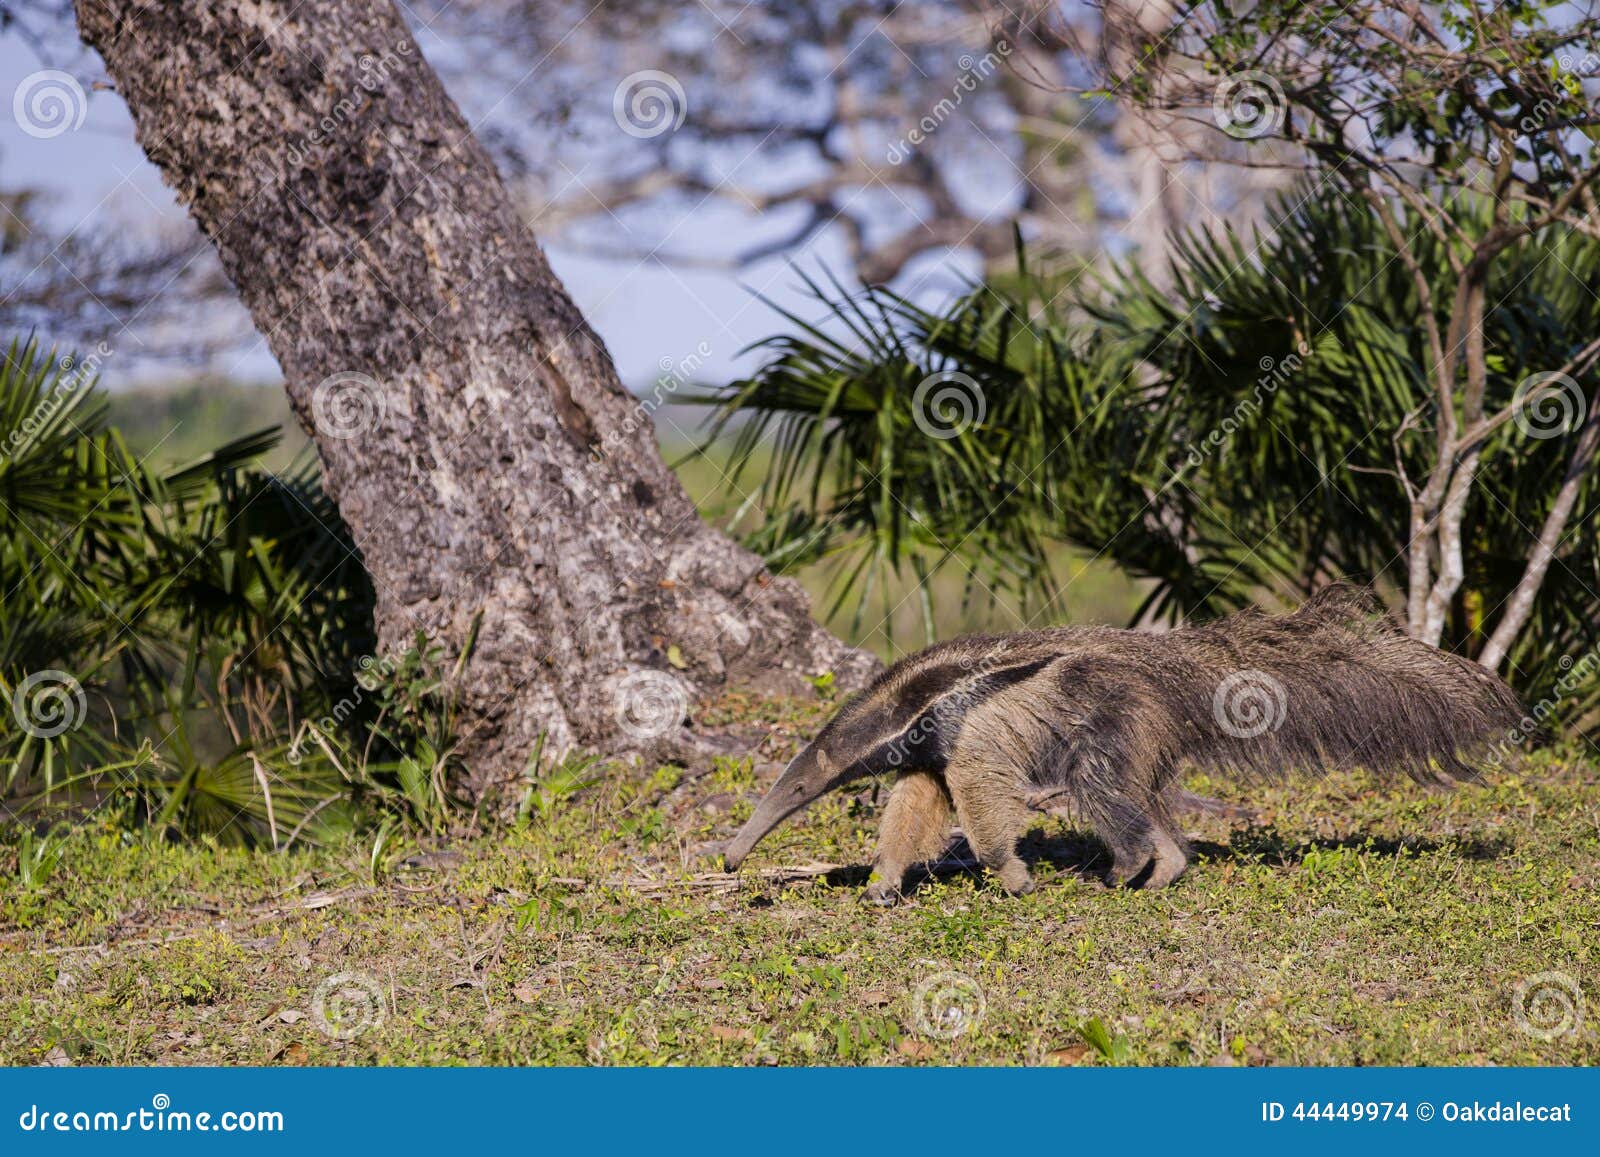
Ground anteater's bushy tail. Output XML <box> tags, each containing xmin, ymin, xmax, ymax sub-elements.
<box><xmin>1172</xmin><ymin>585</ymin><xmax>1524</xmax><ymax>784</ymax></box>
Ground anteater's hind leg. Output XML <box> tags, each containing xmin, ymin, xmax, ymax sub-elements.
<box><xmin>1142</xmin><ymin>772</ymin><xmax>1190</xmax><ymax>888</ymax></box>
<box><xmin>1085</xmin><ymin>794</ymin><xmax>1156</xmax><ymax>886</ymax></box>
<box><xmin>1092</xmin><ymin>805</ymin><xmax>1187</xmax><ymax>888</ymax></box>
<box><xmin>945</xmin><ymin>759</ymin><xmax>1036</xmax><ymax>896</ymax></box>
<box><xmin>864</xmin><ymin>770</ymin><xmax>953</xmax><ymax>907</ymax></box>
<box><xmin>1079</xmin><ymin>762</ymin><xmax>1189</xmax><ymax>889</ymax></box>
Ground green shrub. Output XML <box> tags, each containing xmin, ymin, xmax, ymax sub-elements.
<box><xmin>0</xmin><ymin>338</ymin><xmax>456</xmax><ymax>844</ymax></box>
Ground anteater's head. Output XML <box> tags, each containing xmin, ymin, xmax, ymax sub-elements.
<box><xmin>720</xmin><ymin>639</ymin><xmax>1024</xmax><ymax>872</ymax></box>
<box><xmin>721</xmin><ymin>677</ymin><xmax>917</xmax><ymax>873</ymax></box>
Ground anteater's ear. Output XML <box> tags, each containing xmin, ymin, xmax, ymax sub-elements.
<box><xmin>813</xmin><ymin>746</ymin><xmax>835</xmax><ymax>778</ymax></box>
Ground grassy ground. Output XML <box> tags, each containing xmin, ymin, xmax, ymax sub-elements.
<box><xmin>3</xmin><ymin>696</ymin><xmax>1597</xmax><ymax>1067</ymax></box>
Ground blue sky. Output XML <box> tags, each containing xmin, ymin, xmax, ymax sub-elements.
<box><xmin>0</xmin><ymin>19</ymin><xmax>982</xmax><ymax>401</ymax></box>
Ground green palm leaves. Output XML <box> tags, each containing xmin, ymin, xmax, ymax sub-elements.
<box><xmin>0</xmin><ymin>337</ymin><xmax>379</xmax><ymax>843</ymax></box>
<box><xmin>709</xmin><ymin>189</ymin><xmax>1600</xmax><ymax>720</ymax></box>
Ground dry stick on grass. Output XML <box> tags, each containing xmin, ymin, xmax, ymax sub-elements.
<box><xmin>612</xmin><ymin>857</ymin><xmax>988</xmax><ymax>896</ymax></box>
<box><xmin>12</xmin><ymin>886</ymin><xmax>383</xmax><ymax>956</ymax></box>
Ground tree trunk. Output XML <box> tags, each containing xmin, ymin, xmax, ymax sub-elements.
<box><xmin>75</xmin><ymin>0</ymin><xmax>877</xmax><ymax>799</ymax></box>
<box><xmin>1478</xmin><ymin>387</ymin><xmax>1600</xmax><ymax>672</ymax></box>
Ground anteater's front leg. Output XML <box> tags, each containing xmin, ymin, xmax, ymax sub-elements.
<box><xmin>865</xmin><ymin>770</ymin><xmax>953</xmax><ymax>906</ymax></box>
<box><xmin>945</xmin><ymin>759</ymin><xmax>1036</xmax><ymax>896</ymax></box>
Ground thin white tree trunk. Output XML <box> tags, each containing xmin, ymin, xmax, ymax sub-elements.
<box><xmin>1479</xmin><ymin>401</ymin><xmax>1600</xmax><ymax>671</ymax></box>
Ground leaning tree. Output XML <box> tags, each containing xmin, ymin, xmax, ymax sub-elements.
<box><xmin>72</xmin><ymin>0</ymin><xmax>878</xmax><ymax>798</ymax></box>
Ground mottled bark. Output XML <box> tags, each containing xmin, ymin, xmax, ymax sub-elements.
<box><xmin>75</xmin><ymin>0</ymin><xmax>877</xmax><ymax>797</ymax></box>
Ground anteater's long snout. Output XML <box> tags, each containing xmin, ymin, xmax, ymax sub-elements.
<box><xmin>722</xmin><ymin>747</ymin><xmax>837</xmax><ymax>872</ymax></box>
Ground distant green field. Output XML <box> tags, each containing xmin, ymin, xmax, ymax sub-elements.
<box><xmin>110</xmin><ymin>379</ymin><xmax>310</xmax><ymax>472</ymax></box>
<box><xmin>110</xmin><ymin>381</ymin><xmax>1141</xmax><ymax>655</ymax></box>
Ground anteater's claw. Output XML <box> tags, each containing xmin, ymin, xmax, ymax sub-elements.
<box><xmin>861</xmin><ymin>882</ymin><xmax>901</xmax><ymax>907</ymax></box>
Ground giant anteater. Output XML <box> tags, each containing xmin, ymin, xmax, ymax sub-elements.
<box><xmin>722</xmin><ymin>587</ymin><xmax>1522</xmax><ymax>904</ymax></box>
